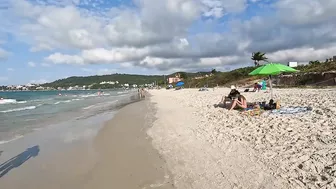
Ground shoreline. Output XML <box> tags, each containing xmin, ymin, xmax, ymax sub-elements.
<box><xmin>2</xmin><ymin>87</ymin><xmax>335</xmax><ymax>188</ymax></box>
<box><xmin>74</xmin><ymin>97</ymin><xmax>175</xmax><ymax>189</ymax></box>
<box><xmin>0</xmin><ymin>91</ymin><xmax>139</xmax><ymax>143</ymax></box>
<box><xmin>1</xmin><ymin>93</ymin><xmax>166</xmax><ymax>189</ymax></box>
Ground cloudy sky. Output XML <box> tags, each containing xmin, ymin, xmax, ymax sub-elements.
<box><xmin>0</xmin><ymin>0</ymin><xmax>336</xmax><ymax>85</ymax></box>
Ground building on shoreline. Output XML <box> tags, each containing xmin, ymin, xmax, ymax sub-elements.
<box><xmin>168</xmin><ymin>73</ymin><xmax>182</xmax><ymax>84</ymax></box>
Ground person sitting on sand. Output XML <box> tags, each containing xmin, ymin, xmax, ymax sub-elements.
<box><xmin>229</xmin><ymin>95</ymin><xmax>247</xmax><ymax>111</ymax></box>
<box><xmin>219</xmin><ymin>85</ymin><xmax>240</xmax><ymax>104</ymax></box>
<box><xmin>215</xmin><ymin>85</ymin><xmax>240</xmax><ymax>108</ymax></box>
<box><xmin>253</xmin><ymin>83</ymin><xmax>262</xmax><ymax>92</ymax></box>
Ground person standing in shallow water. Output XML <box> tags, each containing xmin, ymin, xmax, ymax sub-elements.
<box><xmin>138</xmin><ymin>88</ymin><xmax>145</xmax><ymax>98</ymax></box>
<box><xmin>138</xmin><ymin>88</ymin><xmax>142</xmax><ymax>98</ymax></box>
<box><xmin>141</xmin><ymin>88</ymin><xmax>145</xmax><ymax>98</ymax></box>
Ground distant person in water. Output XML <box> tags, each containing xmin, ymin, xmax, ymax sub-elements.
<box><xmin>140</xmin><ymin>88</ymin><xmax>145</xmax><ymax>98</ymax></box>
<box><xmin>138</xmin><ymin>88</ymin><xmax>141</xmax><ymax>98</ymax></box>
<box><xmin>97</xmin><ymin>90</ymin><xmax>103</xmax><ymax>96</ymax></box>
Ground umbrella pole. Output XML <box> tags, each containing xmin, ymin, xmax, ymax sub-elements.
<box><xmin>269</xmin><ymin>75</ymin><xmax>273</xmax><ymax>99</ymax></box>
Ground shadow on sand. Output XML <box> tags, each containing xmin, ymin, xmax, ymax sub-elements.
<box><xmin>0</xmin><ymin>145</ymin><xmax>40</xmax><ymax>178</ymax></box>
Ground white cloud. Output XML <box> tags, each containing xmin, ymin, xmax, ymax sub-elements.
<box><xmin>45</xmin><ymin>53</ymin><xmax>84</xmax><ymax>65</ymax></box>
<box><xmin>267</xmin><ymin>45</ymin><xmax>336</xmax><ymax>63</ymax></box>
<box><xmin>136</xmin><ymin>55</ymin><xmax>244</xmax><ymax>71</ymax></box>
<box><xmin>0</xmin><ymin>48</ymin><xmax>9</xmax><ymax>59</ymax></box>
<box><xmin>28</xmin><ymin>61</ymin><xmax>37</xmax><ymax>67</ymax></box>
<box><xmin>275</xmin><ymin>0</ymin><xmax>336</xmax><ymax>26</ymax></box>
<box><xmin>7</xmin><ymin>68</ymin><xmax>14</xmax><ymax>71</ymax></box>
<box><xmin>45</xmin><ymin>47</ymin><xmax>150</xmax><ymax>64</ymax></box>
<box><xmin>29</xmin><ymin>79</ymin><xmax>48</xmax><ymax>84</ymax></box>
<box><xmin>1</xmin><ymin>0</ymin><xmax>336</xmax><ymax>73</ymax></box>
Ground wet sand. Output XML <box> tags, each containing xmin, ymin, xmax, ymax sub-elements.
<box><xmin>80</xmin><ymin>98</ymin><xmax>175</xmax><ymax>189</ymax></box>
<box><xmin>0</xmin><ymin>98</ymin><xmax>174</xmax><ymax>189</ymax></box>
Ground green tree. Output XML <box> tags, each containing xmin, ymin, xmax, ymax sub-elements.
<box><xmin>211</xmin><ymin>69</ymin><xmax>217</xmax><ymax>75</ymax></box>
<box><xmin>158</xmin><ymin>80</ymin><xmax>165</xmax><ymax>86</ymax></box>
<box><xmin>179</xmin><ymin>72</ymin><xmax>188</xmax><ymax>80</ymax></box>
<box><xmin>251</xmin><ymin>52</ymin><xmax>268</xmax><ymax>66</ymax></box>
<box><xmin>309</xmin><ymin>60</ymin><xmax>320</xmax><ymax>65</ymax></box>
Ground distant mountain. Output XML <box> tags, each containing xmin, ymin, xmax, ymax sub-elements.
<box><xmin>42</xmin><ymin>73</ymin><xmax>166</xmax><ymax>88</ymax></box>
<box><xmin>41</xmin><ymin>71</ymin><xmax>215</xmax><ymax>89</ymax></box>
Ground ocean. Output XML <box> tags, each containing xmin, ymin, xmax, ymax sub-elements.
<box><xmin>0</xmin><ymin>89</ymin><xmax>139</xmax><ymax>144</ymax></box>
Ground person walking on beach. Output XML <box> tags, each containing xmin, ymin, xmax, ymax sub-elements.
<box><xmin>138</xmin><ymin>88</ymin><xmax>145</xmax><ymax>98</ymax></box>
<box><xmin>138</xmin><ymin>88</ymin><xmax>142</xmax><ymax>98</ymax></box>
<box><xmin>141</xmin><ymin>88</ymin><xmax>145</xmax><ymax>98</ymax></box>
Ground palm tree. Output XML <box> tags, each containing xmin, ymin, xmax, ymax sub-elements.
<box><xmin>251</xmin><ymin>52</ymin><xmax>268</xmax><ymax>66</ymax></box>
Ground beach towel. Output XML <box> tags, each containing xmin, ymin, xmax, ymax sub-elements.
<box><xmin>270</xmin><ymin>106</ymin><xmax>313</xmax><ymax>115</ymax></box>
<box><xmin>241</xmin><ymin>108</ymin><xmax>263</xmax><ymax>116</ymax></box>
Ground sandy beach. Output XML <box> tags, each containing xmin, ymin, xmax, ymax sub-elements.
<box><xmin>148</xmin><ymin>88</ymin><xmax>336</xmax><ymax>189</ymax></box>
<box><xmin>1</xmin><ymin>88</ymin><xmax>335</xmax><ymax>189</ymax></box>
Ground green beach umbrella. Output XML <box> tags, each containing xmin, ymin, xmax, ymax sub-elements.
<box><xmin>249</xmin><ymin>63</ymin><xmax>298</xmax><ymax>99</ymax></box>
<box><xmin>249</xmin><ymin>63</ymin><xmax>298</xmax><ymax>76</ymax></box>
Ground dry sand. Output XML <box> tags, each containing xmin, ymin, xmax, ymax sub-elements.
<box><xmin>148</xmin><ymin>88</ymin><xmax>336</xmax><ymax>189</ymax></box>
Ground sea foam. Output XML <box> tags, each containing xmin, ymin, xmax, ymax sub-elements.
<box><xmin>0</xmin><ymin>106</ymin><xmax>37</xmax><ymax>113</ymax></box>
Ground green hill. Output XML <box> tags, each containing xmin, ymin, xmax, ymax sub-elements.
<box><xmin>185</xmin><ymin>61</ymin><xmax>336</xmax><ymax>88</ymax></box>
<box><xmin>42</xmin><ymin>60</ymin><xmax>336</xmax><ymax>89</ymax></box>
<box><xmin>42</xmin><ymin>74</ymin><xmax>165</xmax><ymax>89</ymax></box>
<box><xmin>42</xmin><ymin>72</ymin><xmax>213</xmax><ymax>89</ymax></box>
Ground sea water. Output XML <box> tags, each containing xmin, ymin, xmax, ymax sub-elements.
<box><xmin>0</xmin><ymin>89</ymin><xmax>139</xmax><ymax>143</ymax></box>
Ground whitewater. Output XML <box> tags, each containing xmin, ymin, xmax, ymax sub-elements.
<box><xmin>0</xmin><ymin>89</ymin><xmax>139</xmax><ymax>144</ymax></box>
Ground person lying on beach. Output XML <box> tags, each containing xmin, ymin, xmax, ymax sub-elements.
<box><xmin>229</xmin><ymin>95</ymin><xmax>247</xmax><ymax>111</ymax></box>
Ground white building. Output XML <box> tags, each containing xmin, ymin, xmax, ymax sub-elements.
<box><xmin>288</xmin><ymin>62</ymin><xmax>298</xmax><ymax>67</ymax></box>
<box><xmin>36</xmin><ymin>86</ymin><xmax>44</xmax><ymax>90</ymax></box>
<box><xmin>100</xmin><ymin>81</ymin><xmax>116</xmax><ymax>85</ymax></box>
<box><xmin>26</xmin><ymin>83</ymin><xmax>35</xmax><ymax>87</ymax></box>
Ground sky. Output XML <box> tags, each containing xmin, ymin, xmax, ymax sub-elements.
<box><xmin>0</xmin><ymin>0</ymin><xmax>336</xmax><ymax>85</ymax></box>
